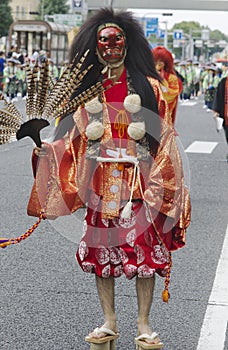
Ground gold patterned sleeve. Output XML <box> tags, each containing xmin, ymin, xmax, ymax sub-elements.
<box><xmin>144</xmin><ymin>121</ymin><xmax>191</xmax><ymax>231</ymax></box>
<box><xmin>147</xmin><ymin>77</ymin><xmax>172</xmax><ymax>127</ymax></box>
<box><xmin>162</xmin><ymin>73</ymin><xmax>180</xmax><ymax>105</ymax></box>
<box><xmin>27</xmin><ymin>109</ymin><xmax>93</xmax><ymax>219</ymax></box>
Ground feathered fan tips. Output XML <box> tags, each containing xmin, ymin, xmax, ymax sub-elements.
<box><xmin>0</xmin><ymin>50</ymin><xmax>116</xmax><ymax>146</ymax></box>
<box><xmin>25</xmin><ymin>58</ymin><xmax>50</xmax><ymax>119</ymax></box>
<box><xmin>0</xmin><ymin>58</ymin><xmax>50</xmax><ymax>146</ymax></box>
<box><xmin>24</xmin><ymin>49</ymin><xmax>115</xmax><ymax>121</ymax></box>
<box><xmin>0</xmin><ymin>92</ymin><xmax>23</xmax><ymax>145</ymax></box>
<box><xmin>0</xmin><ymin>90</ymin><xmax>49</xmax><ymax>147</ymax></box>
<box><xmin>41</xmin><ymin>49</ymin><xmax>110</xmax><ymax>119</ymax></box>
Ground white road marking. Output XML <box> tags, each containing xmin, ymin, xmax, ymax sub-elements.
<box><xmin>185</xmin><ymin>141</ymin><xmax>218</xmax><ymax>153</ymax></box>
<box><xmin>196</xmin><ymin>225</ymin><xmax>228</xmax><ymax>350</ymax></box>
<box><xmin>179</xmin><ymin>101</ymin><xmax>197</xmax><ymax>106</ymax></box>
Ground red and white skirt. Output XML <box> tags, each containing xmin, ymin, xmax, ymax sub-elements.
<box><xmin>76</xmin><ymin>193</ymin><xmax>170</xmax><ymax>279</ymax></box>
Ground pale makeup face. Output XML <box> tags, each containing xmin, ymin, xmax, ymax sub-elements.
<box><xmin>97</xmin><ymin>26</ymin><xmax>126</xmax><ymax>63</ymax></box>
<box><xmin>155</xmin><ymin>60</ymin><xmax>165</xmax><ymax>72</ymax></box>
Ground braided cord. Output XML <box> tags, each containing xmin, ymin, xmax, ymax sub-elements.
<box><xmin>0</xmin><ymin>212</ymin><xmax>45</xmax><ymax>248</ymax></box>
<box><xmin>0</xmin><ymin>144</ymin><xmax>56</xmax><ymax>249</ymax></box>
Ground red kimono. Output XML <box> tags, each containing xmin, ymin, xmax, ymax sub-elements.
<box><xmin>27</xmin><ymin>69</ymin><xmax>191</xmax><ymax>281</ymax></box>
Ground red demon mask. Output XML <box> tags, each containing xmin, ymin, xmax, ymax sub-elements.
<box><xmin>97</xmin><ymin>24</ymin><xmax>126</xmax><ymax>63</ymax></box>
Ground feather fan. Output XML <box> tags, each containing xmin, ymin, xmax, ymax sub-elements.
<box><xmin>0</xmin><ymin>50</ymin><xmax>112</xmax><ymax>147</ymax></box>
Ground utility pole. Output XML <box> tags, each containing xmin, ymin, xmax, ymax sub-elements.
<box><xmin>162</xmin><ymin>13</ymin><xmax>173</xmax><ymax>48</ymax></box>
<box><xmin>41</xmin><ymin>0</ymin><xmax>44</xmax><ymax>20</ymax></box>
<box><xmin>189</xmin><ymin>28</ymin><xmax>194</xmax><ymax>60</ymax></box>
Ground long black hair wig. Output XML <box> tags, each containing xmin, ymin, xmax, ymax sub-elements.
<box><xmin>58</xmin><ymin>8</ymin><xmax>162</xmax><ymax>155</ymax></box>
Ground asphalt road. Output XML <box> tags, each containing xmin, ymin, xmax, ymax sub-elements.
<box><xmin>0</xmin><ymin>96</ymin><xmax>227</xmax><ymax>350</ymax></box>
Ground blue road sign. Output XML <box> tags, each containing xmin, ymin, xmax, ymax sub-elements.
<box><xmin>145</xmin><ymin>18</ymin><xmax>158</xmax><ymax>36</ymax></box>
<box><xmin>146</xmin><ymin>29</ymin><xmax>158</xmax><ymax>38</ymax></box>
<box><xmin>158</xmin><ymin>29</ymin><xmax>165</xmax><ymax>39</ymax></box>
<box><xmin>173</xmin><ymin>30</ymin><xmax>183</xmax><ymax>40</ymax></box>
<box><xmin>146</xmin><ymin>17</ymin><xmax>158</xmax><ymax>29</ymax></box>
<box><xmin>72</xmin><ymin>0</ymin><xmax>82</xmax><ymax>8</ymax></box>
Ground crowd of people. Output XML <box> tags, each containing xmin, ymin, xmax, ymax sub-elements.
<box><xmin>0</xmin><ymin>47</ymin><xmax>60</xmax><ymax>102</ymax></box>
<box><xmin>173</xmin><ymin>57</ymin><xmax>228</xmax><ymax>160</ymax></box>
<box><xmin>174</xmin><ymin>58</ymin><xmax>228</xmax><ymax>110</ymax></box>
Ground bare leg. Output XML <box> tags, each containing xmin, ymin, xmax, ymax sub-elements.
<box><xmin>88</xmin><ymin>275</ymin><xmax>118</xmax><ymax>338</ymax></box>
<box><xmin>136</xmin><ymin>275</ymin><xmax>160</xmax><ymax>344</ymax></box>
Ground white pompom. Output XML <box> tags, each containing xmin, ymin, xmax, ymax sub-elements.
<box><xmin>85</xmin><ymin>97</ymin><xmax>103</xmax><ymax>114</ymax></box>
<box><xmin>85</xmin><ymin>121</ymin><xmax>104</xmax><ymax>140</ymax></box>
<box><xmin>127</xmin><ymin>122</ymin><xmax>146</xmax><ymax>140</ymax></box>
<box><xmin>124</xmin><ymin>94</ymin><xmax>141</xmax><ymax>113</ymax></box>
<box><xmin>121</xmin><ymin>201</ymin><xmax>133</xmax><ymax>219</ymax></box>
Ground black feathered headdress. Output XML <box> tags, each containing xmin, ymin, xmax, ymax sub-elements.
<box><xmin>67</xmin><ymin>8</ymin><xmax>162</xmax><ymax>154</ymax></box>
<box><xmin>68</xmin><ymin>8</ymin><xmax>161</xmax><ymax>92</ymax></box>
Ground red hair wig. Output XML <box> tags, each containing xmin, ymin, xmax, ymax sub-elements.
<box><xmin>152</xmin><ymin>46</ymin><xmax>175</xmax><ymax>75</ymax></box>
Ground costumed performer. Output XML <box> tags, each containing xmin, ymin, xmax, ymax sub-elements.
<box><xmin>212</xmin><ymin>76</ymin><xmax>228</xmax><ymax>162</ymax></box>
<box><xmin>28</xmin><ymin>8</ymin><xmax>191</xmax><ymax>348</ymax></box>
<box><xmin>152</xmin><ymin>46</ymin><xmax>182</xmax><ymax>126</ymax></box>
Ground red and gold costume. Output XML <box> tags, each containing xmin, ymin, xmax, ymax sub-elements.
<box><xmin>0</xmin><ymin>8</ymin><xmax>191</xmax><ymax>310</ymax></box>
<box><xmin>153</xmin><ymin>46</ymin><xmax>181</xmax><ymax>126</ymax></box>
<box><xmin>160</xmin><ymin>73</ymin><xmax>181</xmax><ymax>125</ymax></box>
<box><xmin>25</xmin><ymin>11</ymin><xmax>191</xmax><ymax>302</ymax></box>
<box><xmin>27</xmin><ymin>71</ymin><xmax>191</xmax><ymax>283</ymax></box>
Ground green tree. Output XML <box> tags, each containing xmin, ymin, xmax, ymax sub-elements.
<box><xmin>0</xmin><ymin>0</ymin><xmax>13</xmax><ymax>37</ymax></box>
<box><xmin>38</xmin><ymin>0</ymin><xmax>70</xmax><ymax>19</ymax></box>
<box><xmin>170</xmin><ymin>21</ymin><xmax>228</xmax><ymax>60</ymax></box>
<box><xmin>173</xmin><ymin>21</ymin><xmax>202</xmax><ymax>33</ymax></box>
<box><xmin>209</xmin><ymin>29</ymin><xmax>227</xmax><ymax>42</ymax></box>
<box><xmin>205</xmin><ymin>29</ymin><xmax>227</xmax><ymax>58</ymax></box>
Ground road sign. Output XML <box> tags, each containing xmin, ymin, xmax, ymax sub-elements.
<box><xmin>145</xmin><ymin>17</ymin><xmax>158</xmax><ymax>29</ymax></box>
<box><xmin>206</xmin><ymin>41</ymin><xmax>214</xmax><ymax>48</ymax></box>
<box><xmin>173</xmin><ymin>30</ymin><xmax>183</xmax><ymax>40</ymax></box>
<box><xmin>72</xmin><ymin>0</ymin><xmax>88</xmax><ymax>16</ymax></box>
<box><xmin>144</xmin><ymin>17</ymin><xmax>158</xmax><ymax>36</ymax></box>
<box><xmin>146</xmin><ymin>29</ymin><xmax>157</xmax><ymax>38</ymax></box>
<box><xmin>73</xmin><ymin>0</ymin><xmax>82</xmax><ymax>7</ymax></box>
<box><xmin>201</xmin><ymin>29</ymin><xmax>210</xmax><ymax>41</ymax></box>
<box><xmin>173</xmin><ymin>39</ymin><xmax>182</xmax><ymax>48</ymax></box>
<box><xmin>158</xmin><ymin>29</ymin><xmax>165</xmax><ymax>38</ymax></box>
<box><xmin>53</xmin><ymin>14</ymin><xmax>82</xmax><ymax>26</ymax></box>
<box><xmin>194</xmin><ymin>39</ymin><xmax>203</xmax><ymax>48</ymax></box>
<box><xmin>218</xmin><ymin>40</ymin><xmax>227</xmax><ymax>48</ymax></box>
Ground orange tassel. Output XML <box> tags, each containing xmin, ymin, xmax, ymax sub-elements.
<box><xmin>0</xmin><ymin>239</ymin><xmax>12</xmax><ymax>249</ymax></box>
<box><xmin>162</xmin><ymin>252</ymin><xmax>172</xmax><ymax>302</ymax></box>
<box><xmin>114</xmin><ymin>110</ymin><xmax>129</xmax><ymax>138</ymax></box>
<box><xmin>162</xmin><ymin>289</ymin><xmax>170</xmax><ymax>303</ymax></box>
